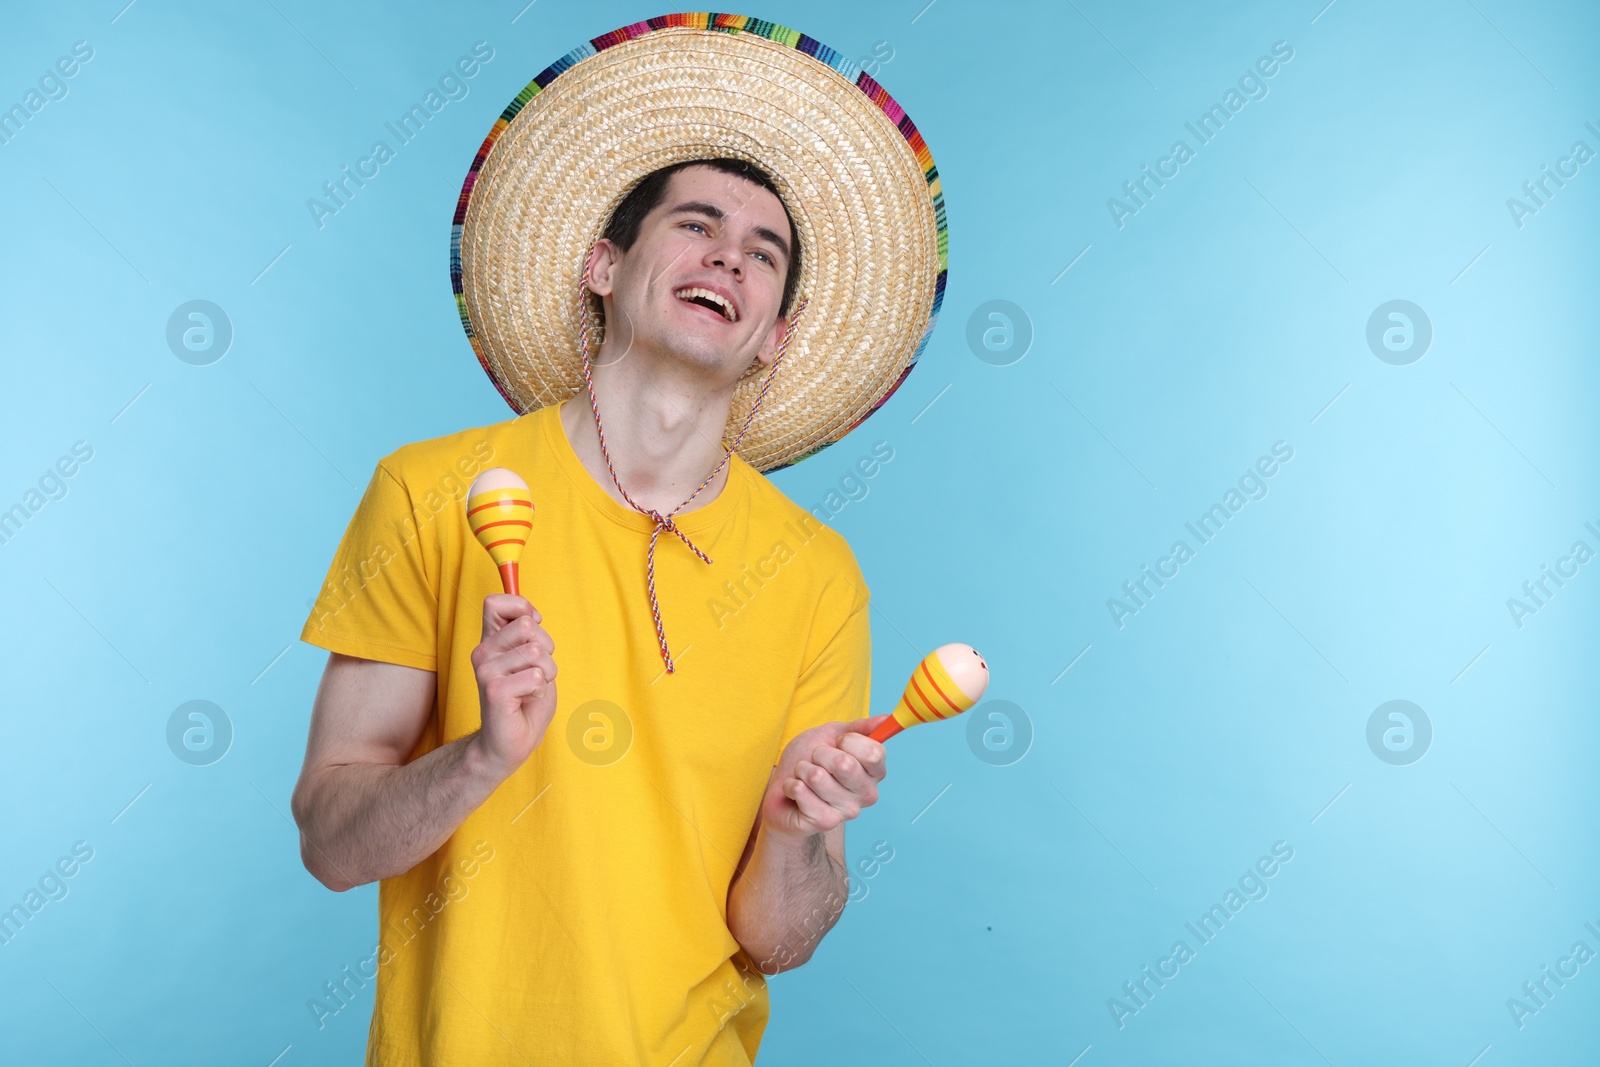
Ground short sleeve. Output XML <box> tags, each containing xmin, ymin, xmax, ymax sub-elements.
<box><xmin>299</xmin><ymin>461</ymin><xmax>439</xmax><ymax>671</ymax></box>
<box><xmin>772</xmin><ymin>579</ymin><xmax>872</xmax><ymax>766</ymax></box>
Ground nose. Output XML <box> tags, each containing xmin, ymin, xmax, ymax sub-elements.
<box><xmin>706</xmin><ymin>237</ymin><xmax>743</xmax><ymax>277</ymax></box>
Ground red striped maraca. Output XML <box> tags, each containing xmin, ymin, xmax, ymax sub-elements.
<box><xmin>867</xmin><ymin>644</ymin><xmax>990</xmax><ymax>742</ymax></box>
<box><xmin>466</xmin><ymin>468</ymin><xmax>534</xmax><ymax>595</ymax></box>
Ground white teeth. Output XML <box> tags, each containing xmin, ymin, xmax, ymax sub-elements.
<box><xmin>673</xmin><ymin>287</ymin><xmax>737</xmax><ymax>322</ymax></box>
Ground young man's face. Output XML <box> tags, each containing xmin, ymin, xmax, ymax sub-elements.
<box><xmin>587</xmin><ymin>165</ymin><xmax>795</xmax><ymax>385</ymax></box>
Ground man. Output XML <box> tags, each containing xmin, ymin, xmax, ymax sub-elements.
<box><xmin>292</xmin><ymin>16</ymin><xmax>945</xmax><ymax>1066</ymax></box>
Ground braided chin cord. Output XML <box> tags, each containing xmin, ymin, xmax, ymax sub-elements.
<box><xmin>576</xmin><ymin>260</ymin><xmax>808</xmax><ymax>674</ymax></box>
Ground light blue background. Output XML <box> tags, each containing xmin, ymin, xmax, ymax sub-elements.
<box><xmin>2</xmin><ymin>1</ymin><xmax>1596</xmax><ymax>1064</ymax></box>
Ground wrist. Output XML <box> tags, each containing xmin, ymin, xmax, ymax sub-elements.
<box><xmin>752</xmin><ymin>819</ymin><xmax>829</xmax><ymax>873</ymax></box>
<box><xmin>461</xmin><ymin>731</ymin><xmax>512</xmax><ymax>786</ymax></box>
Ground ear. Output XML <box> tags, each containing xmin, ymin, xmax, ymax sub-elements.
<box><xmin>753</xmin><ymin>311</ymin><xmax>789</xmax><ymax>366</ymax></box>
<box><xmin>585</xmin><ymin>239</ymin><xmax>622</xmax><ymax>297</ymax></box>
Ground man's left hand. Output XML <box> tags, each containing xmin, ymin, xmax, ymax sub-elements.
<box><xmin>760</xmin><ymin>713</ymin><xmax>893</xmax><ymax>838</ymax></box>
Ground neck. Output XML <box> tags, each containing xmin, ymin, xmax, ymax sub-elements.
<box><xmin>560</xmin><ymin>338</ymin><xmax>752</xmax><ymax>517</ymax></box>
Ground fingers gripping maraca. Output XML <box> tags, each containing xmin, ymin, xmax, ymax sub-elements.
<box><xmin>467</xmin><ymin>468</ymin><xmax>534</xmax><ymax>595</ymax></box>
<box><xmin>867</xmin><ymin>643</ymin><xmax>990</xmax><ymax>743</ymax></box>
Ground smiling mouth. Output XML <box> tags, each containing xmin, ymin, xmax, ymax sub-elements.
<box><xmin>673</xmin><ymin>287</ymin><xmax>738</xmax><ymax>323</ymax></box>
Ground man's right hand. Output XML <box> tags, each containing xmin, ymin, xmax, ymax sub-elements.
<box><xmin>469</xmin><ymin>594</ymin><xmax>559</xmax><ymax>780</ymax></box>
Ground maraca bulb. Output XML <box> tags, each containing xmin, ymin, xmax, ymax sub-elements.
<box><xmin>467</xmin><ymin>468</ymin><xmax>533</xmax><ymax>594</ymax></box>
<box><xmin>869</xmin><ymin>644</ymin><xmax>990</xmax><ymax>742</ymax></box>
<box><xmin>468</xmin><ymin>492</ymin><xmax>533</xmax><ymax>566</ymax></box>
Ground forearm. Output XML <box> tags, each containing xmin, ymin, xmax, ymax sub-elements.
<box><xmin>728</xmin><ymin>825</ymin><xmax>848</xmax><ymax>974</ymax></box>
<box><xmin>292</xmin><ymin>736</ymin><xmax>505</xmax><ymax>891</ymax></box>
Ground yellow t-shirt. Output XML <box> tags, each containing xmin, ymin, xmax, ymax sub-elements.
<box><xmin>299</xmin><ymin>398</ymin><xmax>872</xmax><ymax>1066</ymax></box>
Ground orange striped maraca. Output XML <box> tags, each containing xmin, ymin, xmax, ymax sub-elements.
<box><xmin>466</xmin><ymin>468</ymin><xmax>534</xmax><ymax>595</ymax></box>
<box><xmin>867</xmin><ymin>644</ymin><xmax>990</xmax><ymax>742</ymax></box>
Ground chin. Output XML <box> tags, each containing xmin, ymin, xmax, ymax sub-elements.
<box><xmin>657</xmin><ymin>329</ymin><xmax>748</xmax><ymax>374</ymax></box>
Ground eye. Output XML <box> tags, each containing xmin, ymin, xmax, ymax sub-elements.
<box><xmin>682</xmin><ymin>221</ymin><xmax>708</xmax><ymax>234</ymax></box>
<box><xmin>751</xmin><ymin>250</ymin><xmax>773</xmax><ymax>265</ymax></box>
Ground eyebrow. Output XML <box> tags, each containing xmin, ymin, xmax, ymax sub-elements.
<box><xmin>663</xmin><ymin>200</ymin><xmax>790</xmax><ymax>262</ymax></box>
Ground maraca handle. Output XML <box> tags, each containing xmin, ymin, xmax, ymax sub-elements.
<box><xmin>866</xmin><ymin>716</ymin><xmax>904</xmax><ymax>743</ymax></box>
<box><xmin>497</xmin><ymin>562</ymin><xmax>520</xmax><ymax>597</ymax></box>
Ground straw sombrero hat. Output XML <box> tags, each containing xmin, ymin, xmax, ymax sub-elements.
<box><xmin>450</xmin><ymin>13</ymin><xmax>947</xmax><ymax>474</ymax></box>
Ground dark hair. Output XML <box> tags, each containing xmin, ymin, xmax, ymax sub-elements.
<box><xmin>600</xmin><ymin>157</ymin><xmax>802</xmax><ymax>319</ymax></box>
